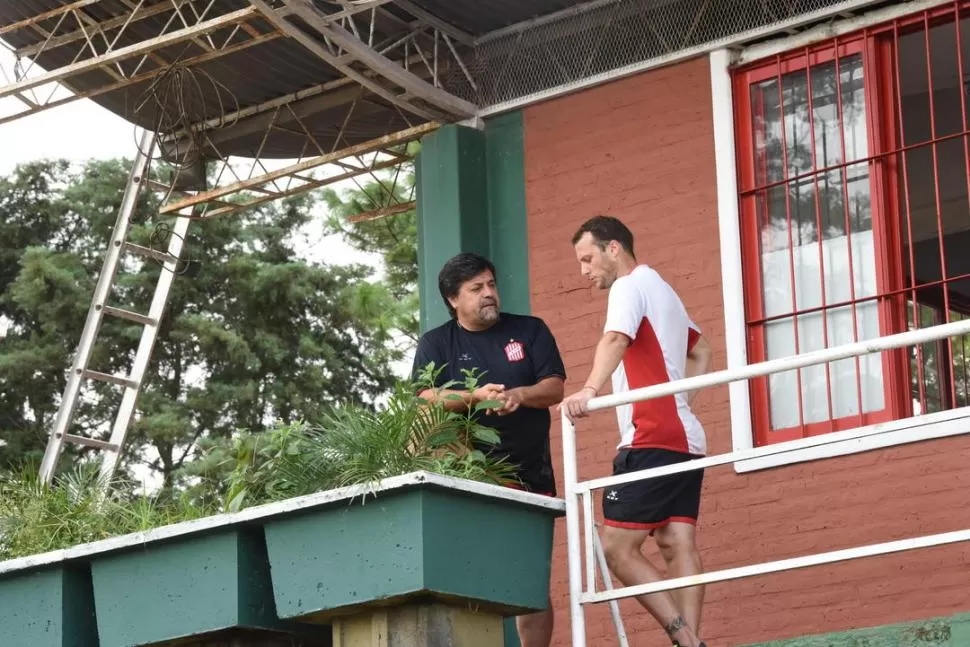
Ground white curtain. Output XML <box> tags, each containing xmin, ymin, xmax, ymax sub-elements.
<box><xmin>761</xmin><ymin>230</ymin><xmax>884</xmax><ymax>428</ymax></box>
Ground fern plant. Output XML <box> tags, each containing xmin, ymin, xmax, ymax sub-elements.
<box><xmin>0</xmin><ymin>367</ymin><xmax>517</xmax><ymax>560</ymax></box>
<box><xmin>189</xmin><ymin>364</ymin><xmax>520</xmax><ymax>511</ymax></box>
<box><xmin>0</xmin><ymin>465</ymin><xmax>215</xmax><ymax>561</ymax></box>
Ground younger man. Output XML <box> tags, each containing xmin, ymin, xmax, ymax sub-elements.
<box><xmin>560</xmin><ymin>216</ymin><xmax>713</xmax><ymax>647</ymax></box>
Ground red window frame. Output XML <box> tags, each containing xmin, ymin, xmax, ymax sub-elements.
<box><xmin>732</xmin><ymin>1</ymin><xmax>970</xmax><ymax>446</ymax></box>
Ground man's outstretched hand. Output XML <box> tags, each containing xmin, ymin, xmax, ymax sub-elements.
<box><xmin>473</xmin><ymin>383</ymin><xmax>505</xmax><ymax>413</ymax></box>
<box><xmin>494</xmin><ymin>387</ymin><xmax>524</xmax><ymax>416</ymax></box>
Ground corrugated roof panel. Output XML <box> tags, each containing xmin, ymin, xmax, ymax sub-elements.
<box><xmin>0</xmin><ymin>0</ymin><xmax>424</xmax><ymax>159</ymax></box>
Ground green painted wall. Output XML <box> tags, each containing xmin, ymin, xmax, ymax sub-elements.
<box><xmin>415</xmin><ymin>113</ymin><xmax>530</xmax><ymax>333</ymax></box>
<box><xmin>746</xmin><ymin>613</ymin><xmax>970</xmax><ymax>647</ymax></box>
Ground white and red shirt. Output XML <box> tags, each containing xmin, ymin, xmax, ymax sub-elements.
<box><xmin>604</xmin><ymin>265</ymin><xmax>706</xmax><ymax>456</ymax></box>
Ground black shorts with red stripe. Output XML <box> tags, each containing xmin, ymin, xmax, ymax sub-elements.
<box><xmin>602</xmin><ymin>448</ymin><xmax>703</xmax><ymax>530</ymax></box>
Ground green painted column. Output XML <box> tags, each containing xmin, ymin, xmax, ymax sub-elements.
<box><xmin>416</xmin><ymin>125</ymin><xmax>489</xmax><ymax>331</ymax></box>
<box><xmin>485</xmin><ymin>113</ymin><xmax>531</xmax><ymax>324</ymax></box>
<box><xmin>416</xmin><ymin>112</ymin><xmax>530</xmax><ymax>333</ymax></box>
<box><xmin>415</xmin><ymin>114</ymin><xmax>531</xmax><ymax>647</ymax></box>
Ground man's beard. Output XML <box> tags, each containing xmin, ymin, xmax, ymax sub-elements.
<box><xmin>479</xmin><ymin>303</ymin><xmax>499</xmax><ymax>322</ymax></box>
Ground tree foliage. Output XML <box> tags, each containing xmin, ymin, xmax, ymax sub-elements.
<box><xmin>321</xmin><ymin>165</ymin><xmax>419</xmax><ymax>346</ymax></box>
<box><xmin>0</xmin><ymin>158</ymin><xmax>407</xmax><ymax>487</ymax></box>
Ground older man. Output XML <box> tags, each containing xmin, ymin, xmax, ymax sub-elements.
<box><xmin>410</xmin><ymin>251</ymin><xmax>566</xmax><ymax>647</ymax></box>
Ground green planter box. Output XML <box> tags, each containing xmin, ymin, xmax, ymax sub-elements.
<box><xmin>0</xmin><ymin>472</ymin><xmax>563</xmax><ymax>647</ymax></box>
<box><xmin>262</xmin><ymin>472</ymin><xmax>563</xmax><ymax>623</ymax></box>
<box><xmin>89</xmin><ymin>528</ymin><xmax>294</xmax><ymax>646</ymax></box>
<box><xmin>0</xmin><ymin>566</ymin><xmax>98</xmax><ymax>647</ymax></box>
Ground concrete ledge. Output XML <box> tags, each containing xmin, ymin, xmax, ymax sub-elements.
<box><xmin>0</xmin><ymin>471</ymin><xmax>564</xmax><ymax>578</ymax></box>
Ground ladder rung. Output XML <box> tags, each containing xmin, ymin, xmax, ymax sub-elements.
<box><xmin>101</xmin><ymin>305</ymin><xmax>157</xmax><ymax>327</ymax></box>
<box><xmin>62</xmin><ymin>434</ymin><xmax>119</xmax><ymax>452</ymax></box>
<box><xmin>122</xmin><ymin>242</ymin><xmax>173</xmax><ymax>264</ymax></box>
<box><xmin>81</xmin><ymin>369</ymin><xmax>139</xmax><ymax>389</ymax></box>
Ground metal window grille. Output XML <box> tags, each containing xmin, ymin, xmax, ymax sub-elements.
<box><xmin>734</xmin><ymin>0</ymin><xmax>970</xmax><ymax>444</ymax></box>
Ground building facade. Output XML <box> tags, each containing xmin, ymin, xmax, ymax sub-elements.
<box><xmin>417</xmin><ymin>2</ymin><xmax>970</xmax><ymax>645</ymax></box>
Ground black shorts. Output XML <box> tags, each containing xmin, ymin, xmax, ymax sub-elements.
<box><xmin>499</xmin><ymin>455</ymin><xmax>556</xmax><ymax>497</ymax></box>
<box><xmin>480</xmin><ymin>441</ymin><xmax>557</xmax><ymax>498</ymax></box>
<box><xmin>602</xmin><ymin>448</ymin><xmax>704</xmax><ymax>530</ymax></box>
<box><xmin>510</xmin><ymin>460</ymin><xmax>557</xmax><ymax>497</ymax></box>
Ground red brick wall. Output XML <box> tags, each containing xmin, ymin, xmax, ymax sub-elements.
<box><xmin>522</xmin><ymin>56</ymin><xmax>970</xmax><ymax>646</ymax></box>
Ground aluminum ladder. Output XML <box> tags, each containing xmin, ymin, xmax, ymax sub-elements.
<box><xmin>38</xmin><ymin>129</ymin><xmax>193</xmax><ymax>485</ymax></box>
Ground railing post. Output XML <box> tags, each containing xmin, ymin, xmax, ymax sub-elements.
<box><xmin>560</xmin><ymin>411</ymin><xmax>587</xmax><ymax>647</ymax></box>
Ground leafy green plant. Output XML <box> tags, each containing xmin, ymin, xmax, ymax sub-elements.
<box><xmin>0</xmin><ymin>465</ymin><xmax>215</xmax><ymax>561</ymax></box>
<box><xmin>0</xmin><ymin>366</ymin><xmax>516</xmax><ymax>560</ymax></box>
<box><xmin>186</xmin><ymin>364</ymin><xmax>518</xmax><ymax>511</ymax></box>
<box><xmin>181</xmin><ymin>422</ymin><xmax>330</xmax><ymax>513</ymax></box>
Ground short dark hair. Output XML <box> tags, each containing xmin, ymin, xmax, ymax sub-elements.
<box><xmin>438</xmin><ymin>252</ymin><xmax>497</xmax><ymax>318</ymax></box>
<box><xmin>571</xmin><ymin>215</ymin><xmax>635</xmax><ymax>257</ymax></box>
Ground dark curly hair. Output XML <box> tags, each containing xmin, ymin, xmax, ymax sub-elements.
<box><xmin>438</xmin><ymin>252</ymin><xmax>497</xmax><ymax>318</ymax></box>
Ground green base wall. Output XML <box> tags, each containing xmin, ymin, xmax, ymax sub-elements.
<box><xmin>0</xmin><ymin>476</ymin><xmax>559</xmax><ymax>647</ymax></box>
<box><xmin>746</xmin><ymin>613</ymin><xmax>970</xmax><ymax>647</ymax></box>
<box><xmin>90</xmin><ymin>529</ymin><xmax>291</xmax><ymax>646</ymax></box>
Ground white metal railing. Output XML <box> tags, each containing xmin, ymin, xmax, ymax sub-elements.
<box><xmin>560</xmin><ymin>317</ymin><xmax>970</xmax><ymax>647</ymax></box>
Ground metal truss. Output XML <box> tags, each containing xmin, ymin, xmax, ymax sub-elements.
<box><xmin>0</xmin><ymin>0</ymin><xmax>286</xmax><ymax>126</ymax></box>
<box><xmin>248</xmin><ymin>0</ymin><xmax>479</xmax><ymax>122</ymax></box>
<box><xmin>0</xmin><ymin>0</ymin><xmax>433</xmax><ymax>223</ymax></box>
<box><xmin>155</xmin><ymin>117</ymin><xmax>430</xmax><ymax>220</ymax></box>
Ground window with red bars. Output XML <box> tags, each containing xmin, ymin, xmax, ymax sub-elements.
<box><xmin>733</xmin><ymin>1</ymin><xmax>970</xmax><ymax>446</ymax></box>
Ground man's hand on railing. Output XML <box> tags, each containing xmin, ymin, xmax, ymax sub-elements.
<box><xmin>559</xmin><ymin>385</ymin><xmax>597</xmax><ymax>422</ymax></box>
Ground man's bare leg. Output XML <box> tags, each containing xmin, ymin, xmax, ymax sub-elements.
<box><xmin>655</xmin><ymin>522</ymin><xmax>705</xmax><ymax>634</ymax></box>
<box><xmin>516</xmin><ymin>604</ymin><xmax>553</xmax><ymax>647</ymax></box>
<box><xmin>601</xmin><ymin>526</ymin><xmax>702</xmax><ymax>647</ymax></box>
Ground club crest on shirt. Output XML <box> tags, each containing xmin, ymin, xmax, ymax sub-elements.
<box><xmin>504</xmin><ymin>339</ymin><xmax>525</xmax><ymax>362</ymax></box>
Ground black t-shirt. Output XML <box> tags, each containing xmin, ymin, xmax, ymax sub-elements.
<box><xmin>409</xmin><ymin>313</ymin><xmax>566</xmax><ymax>488</ymax></box>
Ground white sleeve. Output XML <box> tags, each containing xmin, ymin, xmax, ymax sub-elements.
<box><xmin>604</xmin><ymin>277</ymin><xmax>645</xmax><ymax>340</ymax></box>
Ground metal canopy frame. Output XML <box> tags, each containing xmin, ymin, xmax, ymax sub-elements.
<box><xmin>0</xmin><ymin>1</ymin><xmax>282</xmax><ymax>127</ymax></box>
<box><xmin>0</xmin><ymin>0</ymin><xmax>897</xmax><ymax>491</ymax></box>
<box><xmin>0</xmin><ymin>0</ymin><xmax>888</xmax><ymax>222</ymax></box>
<box><xmin>249</xmin><ymin>0</ymin><xmax>477</xmax><ymax>122</ymax></box>
<box><xmin>0</xmin><ymin>0</ymin><xmax>468</xmax><ymax>221</ymax></box>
